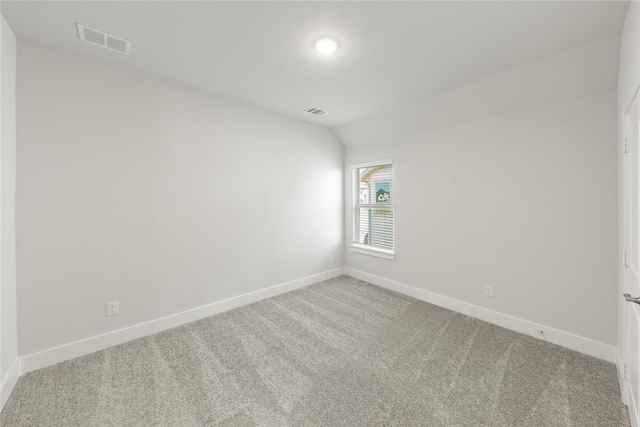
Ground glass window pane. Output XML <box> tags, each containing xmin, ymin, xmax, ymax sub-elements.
<box><xmin>352</xmin><ymin>162</ymin><xmax>394</xmax><ymax>251</ymax></box>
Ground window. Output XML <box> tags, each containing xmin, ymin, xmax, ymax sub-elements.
<box><xmin>351</xmin><ymin>160</ymin><xmax>395</xmax><ymax>260</ymax></box>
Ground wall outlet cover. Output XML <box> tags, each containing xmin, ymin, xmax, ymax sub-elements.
<box><xmin>107</xmin><ymin>301</ymin><xmax>119</xmax><ymax>316</ymax></box>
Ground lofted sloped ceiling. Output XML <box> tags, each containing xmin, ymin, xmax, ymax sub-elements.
<box><xmin>1</xmin><ymin>1</ymin><xmax>629</xmax><ymax>129</ymax></box>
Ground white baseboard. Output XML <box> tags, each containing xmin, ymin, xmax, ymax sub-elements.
<box><xmin>1</xmin><ymin>357</ymin><xmax>21</xmax><ymax>411</ymax></box>
<box><xmin>20</xmin><ymin>268</ymin><xmax>346</xmax><ymax>375</ymax></box>
<box><xmin>616</xmin><ymin>347</ymin><xmax>627</xmax><ymax>402</ymax></box>
<box><xmin>15</xmin><ymin>266</ymin><xmax>617</xmax><ymax>377</ymax></box>
<box><xmin>345</xmin><ymin>268</ymin><xmax>617</xmax><ymax>363</ymax></box>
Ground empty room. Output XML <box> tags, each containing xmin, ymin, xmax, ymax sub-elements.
<box><xmin>1</xmin><ymin>1</ymin><xmax>639</xmax><ymax>425</ymax></box>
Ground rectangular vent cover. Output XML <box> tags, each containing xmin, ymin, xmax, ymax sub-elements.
<box><xmin>77</xmin><ymin>24</ymin><xmax>131</xmax><ymax>55</ymax></box>
<box><xmin>303</xmin><ymin>107</ymin><xmax>328</xmax><ymax>117</ymax></box>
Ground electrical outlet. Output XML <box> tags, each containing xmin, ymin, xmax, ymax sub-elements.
<box><xmin>484</xmin><ymin>285</ymin><xmax>494</xmax><ymax>298</ymax></box>
<box><xmin>328</xmin><ymin>254</ymin><xmax>333</xmax><ymax>263</ymax></box>
<box><xmin>107</xmin><ymin>301</ymin><xmax>119</xmax><ymax>317</ymax></box>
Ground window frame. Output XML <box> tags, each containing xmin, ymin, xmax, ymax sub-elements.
<box><xmin>350</xmin><ymin>159</ymin><xmax>396</xmax><ymax>261</ymax></box>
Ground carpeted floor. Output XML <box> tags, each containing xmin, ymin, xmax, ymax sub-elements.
<box><xmin>1</xmin><ymin>275</ymin><xmax>631</xmax><ymax>426</ymax></box>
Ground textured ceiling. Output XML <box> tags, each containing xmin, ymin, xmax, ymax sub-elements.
<box><xmin>1</xmin><ymin>1</ymin><xmax>629</xmax><ymax>128</ymax></box>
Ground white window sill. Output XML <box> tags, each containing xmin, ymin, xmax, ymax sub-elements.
<box><xmin>350</xmin><ymin>244</ymin><xmax>396</xmax><ymax>260</ymax></box>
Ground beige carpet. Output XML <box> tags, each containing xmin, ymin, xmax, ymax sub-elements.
<box><xmin>1</xmin><ymin>275</ymin><xmax>631</xmax><ymax>426</ymax></box>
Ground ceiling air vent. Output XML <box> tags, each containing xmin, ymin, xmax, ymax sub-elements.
<box><xmin>77</xmin><ymin>24</ymin><xmax>131</xmax><ymax>55</ymax></box>
<box><xmin>303</xmin><ymin>107</ymin><xmax>328</xmax><ymax>117</ymax></box>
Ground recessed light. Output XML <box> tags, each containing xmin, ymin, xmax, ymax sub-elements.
<box><xmin>315</xmin><ymin>38</ymin><xmax>337</xmax><ymax>54</ymax></box>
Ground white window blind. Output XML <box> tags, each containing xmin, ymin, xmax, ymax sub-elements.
<box><xmin>352</xmin><ymin>162</ymin><xmax>394</xmax><ymax>252</ymax></box>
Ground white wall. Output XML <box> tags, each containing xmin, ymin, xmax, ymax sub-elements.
<box><xmin>336</xmin><ymin>35</ymin><xmax>620</xmax><ymax>149</ymax></box>
<box><xmin>16</xmin><ymin>41</ymin><xmax>343</xmax><ymax>357</ymax></box>
<box><xmin>341</xmin><ymin>37</ymin><xmax>619</xmax><ymax>350</ymax></box>
<box><xmin>1</xmin><ymin>14</ymin><xmax>19</xmax><ymax>409</ymax></box>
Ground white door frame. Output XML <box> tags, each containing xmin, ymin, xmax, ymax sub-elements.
<box><xmin>623</xmin><ymin>85</ymin><xmax>640</xmax><ymax>427</ymax></box>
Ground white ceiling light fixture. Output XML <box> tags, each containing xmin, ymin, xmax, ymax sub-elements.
<box><xmin>315</xmin><ymin>37</ymin><xmax>338</xmax><ymax>54</ymax></box>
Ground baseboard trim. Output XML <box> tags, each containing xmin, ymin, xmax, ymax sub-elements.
<box><xmin>20</xmin><ymin>268</ymin><xmax>346</xmax><ymax>375</ymax></box>
<box><xmin>16</xmin><ymin>267</ymin><xmax>617</xmax><ymax>376</ymax></box>
<box><xmin>616</xmin><ymin>347</ymin><xmax>626</xmax><ymax>402</ymax></box>
<box><xmin>1</xmin><ymin>358</ymin><xmax>21</xmax><ymax>411</ymax></box>
<box><xmin>345</xmin><ymin>268</ymin><xmax>616</xmax><ymax>363</ymax></box>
